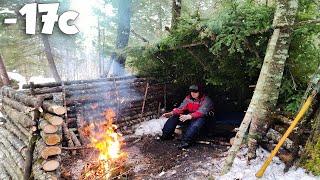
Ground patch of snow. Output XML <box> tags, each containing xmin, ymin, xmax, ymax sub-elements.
<box><xmin>28</xmin><ymin>76</ymin><xmax>55</xmax><ymax>84</ymax></box>
<box><xmin>216</xmin><ymin>147</ymin><xmax>318</xmax><ymax>180</ymax></box>
<box><xmin>8</xmin><ymin>72</ymin><xmax>27</xmax><ymax>90</ymax></box>
<box><xmin>134</xmin><ymin>118</ymin><xmax>167</xmax><ymax>136</ymax></box>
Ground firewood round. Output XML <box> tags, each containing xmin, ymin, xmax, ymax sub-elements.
<box><xmin>42</xmin><ymin>160</ymin><xmax>60</xmax><ymax>172</ymax></box>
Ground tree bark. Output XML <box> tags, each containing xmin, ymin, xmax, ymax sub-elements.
<box><xmin>2</xmin><ymin>105</ymin><xmax>36</xmax><ymax>128</ymax></box>
<box><xmin>221</xmin><ymin>0</ymin><xmax>299</xmax><ymax>174</ymax></box>
<box><xmin>171</xmin><ymin>0</ymin><xmax>182</xmax><ymax>29</ymax></box>
<box><xmin>41</xmin><ymin>35</ymin><xmax>62</xmax><ymax>83</ymax></box>
<box><xmin>1</xmin><ymin>86</ymin><xmax>43</xmax><ymax>108</ymax></box>
<box><xmin>2</xmin><ymin>97</ymin><xmax>35</xmax><ymax>114</ymax></box>
<box><xmin>0</xmin><ymin>144</ymin><xmax>23</xmax><ymax>179</ymax></box>
<box><xmin>246</xmin><ymin>0</ymin><xmax>299</xmax><ymax>159</ymax></box>
<box><xmin>0</xmin><ymin>54</ymin><xmax>10</xmax><ymax>86</ymax></box>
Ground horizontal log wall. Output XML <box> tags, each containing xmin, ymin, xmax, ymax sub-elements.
<box><xmin>23</xmin><ymin>76</ymin><xmax>170</xmax><ymax>136</ymax></box>
<box><xmin>0</xmin><ymin>76</ymin><xmax>171</xmax><ymax>179</ymax></box>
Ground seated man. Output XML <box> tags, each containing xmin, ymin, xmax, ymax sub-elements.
<box><xmin>160</xmin><ymin>84</ymin><xmax>213</xmax><ymax>149</ymax></box>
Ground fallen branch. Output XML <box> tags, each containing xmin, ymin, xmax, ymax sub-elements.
<box><xmin>61</xmin><ymin>146</ymin><xmax>93</xmax><ymax>150</ymax></box>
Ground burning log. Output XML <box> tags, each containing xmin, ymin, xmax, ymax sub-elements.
<box><xmin>42</xmin><ymin>101</ymin><xmax>66</xmax><ymax>115</ymax></box>
<box><xmin>1</xmin><ymin>86</ymin><xmax>43</xmax><ymax>108</ymax></box>
<box><xmin>2</xmin><ymin>96</ymin><xmax>35</xmax><ymax>114</ymax></box>
<box><xmin>40</xmin><ymin>131</ymin><xmax>62</xmax><ymax>146</ymax></box>
<box><xmin>2</xmin><ymin>105</ymin><xmax>36</xmax><ymax>128</ymax></box>
<box><xmin>43</xmin><ymin>113</ymin><xmax>63</xmax><ymax>126</ymax></box>
<box><xmin>39</xmin><ymin>119</ymin><xmax>58</xmax><ymax>134</ymax></box>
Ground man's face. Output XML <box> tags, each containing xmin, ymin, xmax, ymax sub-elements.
<box><xmin>191</xmin><ymin>91</ymin><xmax>200</xmax><ymax>99</ymax></box>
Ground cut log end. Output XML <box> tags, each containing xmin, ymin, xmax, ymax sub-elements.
<box><xmin>44</xmin><ymin>113</ymin><xmax>63</xmax><ymax>126</ymax></box>
<box><xmin>43</xmin><ymin>125</ymin><xmax>58</xmax><ymax>134</ymax></box>
<box><xmin>42</xmin><ymin>160</ymin><xmax>60</xmax><ymax>172</ymax></box>
<box><xmin>43</xmin><ymin>134</ymin><xmax>61</xmax><ymax>146</ymax></box>
<box><xmin>41</xmin><ymin>146</ymin><xmax>62</xmax><ymax>159</ymax></box>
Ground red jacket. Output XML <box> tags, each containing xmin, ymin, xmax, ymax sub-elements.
<box><xmin>172</xmin><ymin>95</ymin><xmax>213</xmax><ymax>119</ymax></box>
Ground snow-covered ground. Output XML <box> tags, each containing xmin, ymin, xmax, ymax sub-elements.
<box><xmin>217</xmin><ymin>148</ymin><xmax>317</xmax><ymax>180</ymax></box>
<box><xmin>132</xmin><ymin>118</ymin><xmax>319</xmax><ymax>180</ymax></box>
<box><xmin>28</xmin><ymin>76</ymin><xmax>55</xmax><ymax>84</ymax></box>
<box><xmin>134</xmin><ymin>117</ymin><xmax>168</xmax><ymax>136</ymax></box>
<box><xmin>8</xmin><ymin>72</ymin><xmax>27</xmax><ymax>89</ymax></box>
<box><xmin>7</xmin><ymin>72</ymin><xmax>56</xmax><ymax>90</ymax></box>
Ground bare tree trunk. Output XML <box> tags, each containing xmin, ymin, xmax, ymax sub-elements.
<box><xmin>98</xmin><ymin>18</ymin><xmax>103</xmax><ymax>77</ymax></box>
<box><xmin>221</xmin><ymin>0</ymin><xmax>298</xmax><ymax>174</ymax></box>
<box><xmin>108</xmin><ymin>0</ymin><xmax>132</xmax><ymax>77</ymax></box>
<box><xmin>247</xmin><ymin>0</ymin><xmax>299</xmax><ymax>160</ymax></box>
<box><xmin>0</xmin><ymin>54</ymin><xmax>10</xmax><ymax>86</ymax></box>
<box><xmin>41</xmin><ymin>35</ymin><xmax>62</xmax><ymax>83</ymax></box>
<box><xmin>171</xmin><ymin>0</ymin><xmax>182</xmax><ymax>29</ymax></box>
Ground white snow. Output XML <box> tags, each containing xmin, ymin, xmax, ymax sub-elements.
<box><xmin>28</xmin><ymin>76</ymin><xmax>55</xmax><ymax>84</ymax></box>
<box><xmin>7</xmin><ymin>72</ymin><xmax>56</xmax><ymax>90</ymax></box>
<box><xmin>8</xmin><ymin>72</ymin><xmax>27</xmax><ymax>90</ymax></box>
<box><xmin>216</xmin><ymin>147</ymin><xmax>318</xmax><ymax>180</ymax></box>
<box><xmin>134</xmin><ymin>117</ymin><xmax>167</xmax><ymax>136</ymax></box>
<box><xmin>131</xmin><ymin>118</ymin><xmax>319</xmax><ymax>180</ymax></box>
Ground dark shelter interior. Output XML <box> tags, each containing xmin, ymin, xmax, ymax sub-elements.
<box><xmin>166</xmin><ymin>84</ymin><xmax>253</xmax><ymax>139</ymax></box>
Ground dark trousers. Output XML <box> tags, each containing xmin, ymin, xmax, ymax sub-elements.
<box><xmin>162</xmin><ymin>115</ymin><xmax>206</xmax><ymax>142</ymax></box>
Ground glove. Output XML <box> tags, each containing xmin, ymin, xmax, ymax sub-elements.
<box><xmin>179</xmin><ymin>114</ymin><xmax>192</xmax><ymax>122</ymax></box>
<box><xmin>161</xmin><ymin>112</ymin><xmax>173</xmax><ymax>118</ymax></box>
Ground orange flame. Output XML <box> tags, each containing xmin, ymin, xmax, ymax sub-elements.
<box><xmin>85</xmin><ymin>108</ymin><xmax>127</xmax><ymax>179</ymax></box>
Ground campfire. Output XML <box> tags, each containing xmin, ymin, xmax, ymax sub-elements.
<box><xmin>81</xmin><ymin>109</ymin><xmax>128</xmax><ymax>179</ymax></box>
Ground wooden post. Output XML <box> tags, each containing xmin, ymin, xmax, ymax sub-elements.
<box><xmin>141</xmin><ymin>82</ymin><xmax>149</xmax><ymax>116</ymax></box>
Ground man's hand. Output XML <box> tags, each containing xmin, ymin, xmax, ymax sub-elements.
<box><xmin>161</xmin><ymin>112</ymin><xmax>173</xmax><ymax>118</ymax></box>
<box><xmin>179</xmin><ymin>114</ymin><xmax>192</xmax><ymax>122</ymax></box>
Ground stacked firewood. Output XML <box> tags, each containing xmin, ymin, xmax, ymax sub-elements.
<box><xmin>0</xmin><ymin>86</ymin><xmax>67</xmax><ymax>180</ymax></box>
<box><xmin>0</xmin><ymin>86</ymin><xmax>42</xmax><ymax>179</ymax></box>
<box><xmin>32</xmin><ymin>101</ymin><xmax>66</xmax><ymax>180</ymax></box>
